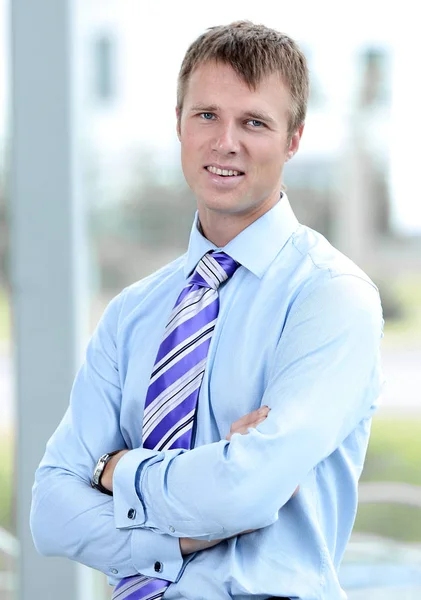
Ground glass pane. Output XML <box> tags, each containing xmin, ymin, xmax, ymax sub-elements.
<box><xmin>92</xmin><ymin>33</ymin><xmax>116</xmax><ymax>104</ymax></box>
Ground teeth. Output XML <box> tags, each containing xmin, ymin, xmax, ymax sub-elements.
<box><xmin>207</xmin><ymin>166</ymin><xmax>242</xmax><ymax>176</ymax></box>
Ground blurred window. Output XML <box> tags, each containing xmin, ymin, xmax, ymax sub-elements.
<box><xmin>358</xmin><ymin>46</ymin><xmax>391</xmax><ymax>108</ymax></box>
<box><xmin>300</xmin><ymin>45</ymin><xmax>325</xmax><ymax>110</ymax></box>
<box><xmin>92</xmin><ymin>33</ymin><xmax>116</xmax><ymax>103</ymax></box>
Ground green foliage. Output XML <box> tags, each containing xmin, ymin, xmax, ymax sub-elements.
<box><xmin>0</xmin><ymin>432</ymin><xmax>13</xmax><ymax>532</ymax></box>
<box><xmin>362</xmin><ymin>417</ymin><xmax>421</xmax><ymax>485</ymax></box>
<box><xmin>355</xmin><ymin>416</ymin><xmax>421</xmax><ymax>542</ymax></box>
<box><xmin>0</xmin><ymin>181</ymin><xmax>8</xmax><ymax>287</ymax></box>
<box><xmin>382</xmin><ymin>276</ymin><xmax>421</xmax><ymax>348</ymax></box>
<box><xmin>355</xmin><ymin>504</ymin><xmax>421</xmax><ymax>542</ymax></box>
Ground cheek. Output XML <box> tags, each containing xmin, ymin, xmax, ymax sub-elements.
<box><xmin>181</xmin><ymin>130</ymin><xmax>200</xmax><ymax>161</ymax></box>
<box><xmin>180</xmin><ymin>132</ymin><xmax>204</xmax><ymax>181</ymax></box>
<box><xmin>256</xmin><ymin>141</ymin><xmax>287</xmax><ymax>171</ymax></box>
<box><xmin>181</xmin><ymin>131</ymin><xmax>209</xmax><ymax>174</ymax></box>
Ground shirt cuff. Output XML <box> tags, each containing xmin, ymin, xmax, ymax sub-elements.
<box><xmin>113</xmin><ymin>446</ymin><xmax>187</xmax><ymax>532</ymax></box>
<box><xmin>131</xmin><ymin>527</ymin><xmax>184</xmax><ymax>583</ymax></box>
<box><xmin>113</xmin><ymin>447</ymin><xmax>157</xmax><ymax>529</ymax></box>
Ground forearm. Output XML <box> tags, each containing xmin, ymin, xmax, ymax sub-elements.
<box><xmin>112</xmin><ymin>407</ymin><xmax>285</xmax><ymax>539</ymax></box>
<box><xmin>113</xmin><ymin>442</ymin><xmax>282</xmax><ymax>539</ymax></box>
<box><xmin>103</xmin><ymin>453</ymin><xmax>256</xmax><ymax>554</ymax></box>
<box><xmin>31</xmin><ymin>464</ymin><xmax>183</xmax><ymax>583</ymax></box>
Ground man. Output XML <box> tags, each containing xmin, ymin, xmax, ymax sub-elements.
<box><xmin>31</xmin><ymin>21</ymin><xmax>384</xmax><ymax>600</ymax></box>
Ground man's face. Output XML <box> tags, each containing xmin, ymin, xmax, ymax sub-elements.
<box><xmin>177</xmin><ymin>60</ymin><xmax>303</xmax><ymax>222</ymax></box>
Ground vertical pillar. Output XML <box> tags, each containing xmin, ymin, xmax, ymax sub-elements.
<box><xmin>9</xmin><ymin>1</ymin><xmax>87</xmax><ymax>599</ymax></box>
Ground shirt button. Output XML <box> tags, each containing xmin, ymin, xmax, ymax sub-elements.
<box><xmin>110</xmin><ymin>568</ymin><xmax>118</xmax><ymax>575</ymax></box>
<box><xmin>127</xmin><ymin>508</ymin><xmax>136</xmax><ymax>520</ymax></box>
<box><xmin>154</xmin><ymin>561</ymin><xmax>163</xmax><ymax>573</ymax></box>
<box><xmin>169</xmin><ymin>525</ymin><xmax>175</xmax><ymax>533</ymax></box>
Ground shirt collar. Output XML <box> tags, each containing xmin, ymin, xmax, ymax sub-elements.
<box><xmin>184</xmin><ymin>193</ymin><xmax>299</xmax><ymax>279</ymax></box>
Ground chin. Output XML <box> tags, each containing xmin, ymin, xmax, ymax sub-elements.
<box><xmin>201</xmin><ymin>196</ymin><xmax>245</xmax><ymax>215</ymax></box>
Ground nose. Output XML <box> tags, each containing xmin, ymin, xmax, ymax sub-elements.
<box><xmin>211</xmin><ymin>121</ymin><xmax>240</xmax><ymax>155</ymax></box>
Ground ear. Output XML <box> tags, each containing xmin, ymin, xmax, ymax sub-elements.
<box><xmin>286</xmin><ymin>123</ymin><xmax>305</xmax><ymax>161</ymax></box>
<box><xmin>176</xmin><ymin>107</ymin><xmax>181</xmax><ymax>141</ymax></box>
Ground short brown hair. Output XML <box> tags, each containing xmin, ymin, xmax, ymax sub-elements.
<box><xmin>177</xmin><ymin>21</ymin><xmax>309</xmax><ymax>137</ymax></box>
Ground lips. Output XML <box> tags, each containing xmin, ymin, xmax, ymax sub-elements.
<box><xmin>205</xmin><ymin>165</ymin><xmax>245</xmax><ymax>177</ymax></box>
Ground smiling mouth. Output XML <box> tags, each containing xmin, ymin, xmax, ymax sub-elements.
<box><xmin>205</xmin><ymin>166</ymin><xmax>245</xmax><ymax>177</ymax></box>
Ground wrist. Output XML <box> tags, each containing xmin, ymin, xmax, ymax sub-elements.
<box><xmin>91</xmin><ymin>449</ymin><xmax>128</xmax><ymax>495</ymax></box>
<box><xmin>102</xmin><ymin>449</ymin><xmax>129</xmax><ymax>493</ymax></box>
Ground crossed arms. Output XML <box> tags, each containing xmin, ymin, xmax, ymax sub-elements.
<box><xmin>30</xmin><ymin>275</ymin><xmax>383</xmax><ymax>582</ymax></box>
<box><xmin>101</xmin><ymin>406</ymin><xmax>299</xmax><ymax>556</ymax></box>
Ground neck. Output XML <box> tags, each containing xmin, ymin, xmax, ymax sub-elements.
<box><xmin>197</xmin><ymin>214</ymin><xmax>242</xmax><ymax>247</ymax></box>
<box><xmin>197</xmin><ymin>192</ymin><xmax>282</xmax><ymax>247</ymax></box>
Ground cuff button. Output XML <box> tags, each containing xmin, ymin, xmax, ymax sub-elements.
<box><xmin>154</xmin><ymin>561</ymin><xmax>163</xmax><ymax>573</ymax></box>
<box><xmin>127</xmin><ymin>508</ymin><xmax>136</xmax><ymax>520</ymax></box>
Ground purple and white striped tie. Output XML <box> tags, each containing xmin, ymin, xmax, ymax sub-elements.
<box><xmin>112</xmin><ymin>251</ymin><xmax>239</xmax><ymax>600</ymax></box>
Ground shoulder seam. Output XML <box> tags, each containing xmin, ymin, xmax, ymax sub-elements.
<box><xmin>331</xmin><ymin>271</ymin><xmax>379</xmax><ymax>292</ymax></box>
<box><xmin>291</xmin><ymin>230</ymin><xmax>334</xmax><ymax>278</ymax></box>
<box><xmin>291</xmin><ymin>230</ymin><xmax>378</xmax><ymax>292</ymax></box>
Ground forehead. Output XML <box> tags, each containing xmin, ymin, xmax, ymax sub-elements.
<box><xmin>184</xmin><ymin>60</ymin><xmax>290</xmax><ymax>116</ymax></box>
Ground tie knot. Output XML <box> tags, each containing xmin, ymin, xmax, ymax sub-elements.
<box><xmin>189</xmin><ymin>251</ymin><xmax>239</xmax><ymax>290</ymax></box>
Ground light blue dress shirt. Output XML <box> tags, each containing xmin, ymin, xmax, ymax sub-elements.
<box><xmin>31</xmin><ymin>195</ymin><xmax>384</xmax><ymax>600</ymax></box>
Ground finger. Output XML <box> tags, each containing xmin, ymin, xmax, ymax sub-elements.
<box><xmin>234</xmin><ymin>412</ymin><xmax>269</xmax><ymax>434</ymax></box>
<box><xmin>230</xmin><ymin>409</ymin><xmax>261</xmax><ymax>431</ymax></box>
<box><xmin>230</xmin><ymin>406</ymin><xmax>270</xmax><ymax>432</ymax></box>
<box><xmin>229</xmin><ymin>416</ymin><xmax>266</xmax><ymax>437</ymax></box>
<box><xmin>226</xmin><ymin>415</ymin><xmax>268</xmax><ymax>440</ymax></box>
<box><xmin>242</xmin><ymin>405</ymin><xmax>270</xmax><ymax>424</ymax></box>
<box><xmin>227</xmin><ymin>407</ymin><xmax>270</xmax><ymax>442</ymax></box>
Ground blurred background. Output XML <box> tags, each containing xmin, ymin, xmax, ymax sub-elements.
<box><xmin>1</xmin><ymin>1</ymin><xmax>421</xmax><ymax>599</ymax></box>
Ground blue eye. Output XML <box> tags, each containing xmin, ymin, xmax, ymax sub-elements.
<box><xmin>200</xmin><ymin>113</ymin><xmax>214</xmax><ymax>120</ymax></box>
<box><xmin>248</xmin><ymin>119</ymin><xmax>264</xmax><ymax>127</ymax></box>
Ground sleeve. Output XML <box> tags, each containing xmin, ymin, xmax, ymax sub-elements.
<box><xmin>112</xmin><ymin>275</ymin><xmax>384</xmax><ymax>540</ymax></box>
<box><xmin>30</xmin><ymin>291</ymin><xmax>184</xmax><ymax>583</ymax></box>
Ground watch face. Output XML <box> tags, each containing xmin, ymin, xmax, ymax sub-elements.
<box><xmin>92</xmin><ymin>455</ymin><xmax>108</xmax><ymax>487</ymax></box>
<box><xmin>92</xmin><ymin>466</ymin><xmax>101</xmax><ymax>486</ymax></box>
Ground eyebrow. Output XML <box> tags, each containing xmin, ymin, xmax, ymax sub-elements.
<box><xmin>189</xmin><ymin>104</ymin><xmax>277</xmax><ymax>126</ymax></box>
<box><xmin>189</xmin><ymin>104</ymin><xmax>219</xmax><ymax>114</ymax></box>
<box><xmin>243</xmin><ymin>110</ymin><xmax>276</xmax><ymax>127</ymax></box>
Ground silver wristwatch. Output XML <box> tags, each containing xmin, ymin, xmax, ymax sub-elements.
<box><xmin>91</xmin><ymin>450</ymin><xmax>121</xmax><ymax>496</ymax></box>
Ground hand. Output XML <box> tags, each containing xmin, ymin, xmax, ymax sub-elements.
<box><xmin>101</xmin><ymin>449</ymin><xmax>129</xmax><ymax>493</ymax></box>
<box><xmin>226</xmin><ymin>405</ymin><xmax>271</xmax><ymax>441</ymax></box>
<box><xmin>179</xmin><ymin>536</ymin><xmax>223</xmax><ymax>555</ymax></box>
<box><xmin>179</xmin><ymin>529</ymin><xmax>256</xmax><ymax>555</ymax></box>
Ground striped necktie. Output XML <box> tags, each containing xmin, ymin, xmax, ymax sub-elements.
<box><xmin>112</xmin><ymin>251</ymin><xmax>239</xmax><ymax>600</ymax></box>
